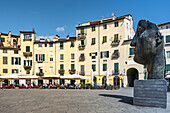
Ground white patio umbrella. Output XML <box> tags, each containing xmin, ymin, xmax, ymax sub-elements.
<box><xmin>165</xmin><ymin>75</ymin><xmax>170</xmax><ymax>78</ymax></box>
<box><xmin>60</xmin><ymin>74</ymin><xmax>90</xmax><ymax>80</ymax></box>
<box><xmin>91</xmin><ymin>70</ymin><xmax>94</xmax><ymax>86</ymax></box>
<box><xmin>0</xmin><ymin>74</ymin><xmax>19</xmax><ymax>79</ymax></box>
<box><xmin>106</xmin><ymin>69</ymin><xmax>109</xmax><ymax>85</ymax></box>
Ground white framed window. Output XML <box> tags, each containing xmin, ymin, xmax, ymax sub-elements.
<box><xmin>24</xmin><ymin>34</ymin><xmax>32</xmax><ymax>39</ymax></box>
<box><xmin>71</xmin><ymin>54</ymin><xmax>74</xmax><ymax>59</ymax></box>
<box><xmin>60</xmin><ymin>54</ymin><xmax>64</xmax><ymax>60</ymax></box>
<box><xmin>38</xmin><ymin>54</ymin><xmax>43</xmax><ymax>61</ymax></box>
<box><xmin>49</xmin><ymin>51</ymin><xmax>53</xmax><ymax>55</ymax></box>
<box><xmin>12</xmin><ymin>57</ymin><xmax>21</xmax><ymax>65</ymax></box>
<box><xmin>50</xmin><ymin>58</ymin><xmax>53</xmax><ymax>61</ymax></box>
<box><xmin>101</xmin><ymin>51</ymin><xmax>109</xmax><ymax>58</ymax></box>
<box><xmin>50</xmin><ymin>67</ymin><xmax>53</xmax><ymax>73</ymax></box>
<box><xmin>167</xmin><ymin>51</ymin><xmax>170</xmax><ymax>58</ymax></box>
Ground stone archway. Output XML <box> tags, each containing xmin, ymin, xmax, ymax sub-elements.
<box><xmin>127</xmin><ymin>68</ymin><xmax>139</xmax><ymax>87</ymax></box>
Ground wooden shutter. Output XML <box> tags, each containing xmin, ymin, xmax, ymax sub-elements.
<box><xmin>12</xmin><ymin>69</ymin><xmax>14</xmax><ymax>73</ymax></box>
<box><xmin>89</xmin><ymin>53</ymin><xmax>91</xmax><ymax>56</ymax></box>
<box><xmin>36</xmin><ymin>54</ymin><xmax>38</xmax><ymax>61</ymax></box>
<box><xmin>11</xmin><ymin>57</ymin><xmax>14</xmax><ymax>65</ymax></box>
<box><xmin>101</xmin><ymin>52</ymin><xmax>103</xmax><ymax>58</ymax></box>
<box><xmin>30</xmin><ymin>60</ymin><xmax>32</xmax><ymax>66</ymax></box>
<box><xmin>114</xmin><ymin>63</ymin><xmax>119</xmax><ymax>73</ymax></box>
<box><xmin>43</xmin><ymin>54</ymin><xmax>45</xmax><ymax>61</ymax></box>
<box><xmin>107</xmin><ymin>51</ymin><xmax>109</xmax><ymax>58</ymax></box>
<box><xmin>19</xmin><ymin>57</ymin><xmax>21</xmax><ymax>65</ymax></box>
<box><xmin>24</xmin><ymin>60</ymin><xmax>26</xmax><ymax>66</ymax></box>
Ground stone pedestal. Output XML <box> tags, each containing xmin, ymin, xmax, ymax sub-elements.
<box><xmin>133</xmin><ymin>80</ymin><xmax>167</xmax><ymax>108</ymax></box>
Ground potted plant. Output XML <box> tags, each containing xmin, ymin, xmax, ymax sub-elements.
<box><xmin>56</xmin><ymin>84</ymin><xmax>60</xmax><ymax>89</ymax></box>
<box><xmin>81</xmin><ymin>84</ymin><xmax>85</xmax><ymax>89</ymax></box>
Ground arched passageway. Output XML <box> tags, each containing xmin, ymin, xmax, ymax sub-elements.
<box><xmin>127</xmin><ymin>68</ymin><xmax>138</xmax><ymax>87</ymax></box>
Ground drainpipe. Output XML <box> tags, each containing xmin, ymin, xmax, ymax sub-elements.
<box><xmin>98</xmin><ymin>23</ymin><xmax>100</xmax><ymax>79</ymax></box>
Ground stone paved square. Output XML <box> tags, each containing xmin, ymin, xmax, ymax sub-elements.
<box><xmin>0</xmin><ymin>87</ymin><xmax>169</xmax><ymax>113</ymax></box>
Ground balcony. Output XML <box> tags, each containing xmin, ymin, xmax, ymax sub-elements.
<box><xmin>79</xmin><ymin>56</ymin><xmax>85</xmax><ymax>61</ymax></box>
<box><xmin>111</xmin><ymin>52</ymin><xmax>119</xmax><ymax>59</ymax></box>
<box><xmin>23</xmin><ymin>39</ymin><xmax>32</xmax><ymax>41</ymax></box>
<box><xmin>79</xmin><ymin>45</ymin><xmax>85</xmax><ymax>50</ymax></box>
<box><xmin>69</xmin><ymin>69</ymin><xmax>76</xmax><ymax>74</ymax></box>
<box><xmin>79</xmin><ymin>71</ymin><xmax>85</xmax><ymax>76</ymax></box>
<box><xmin>78</xmin><ymin>33</ymin><xmax>86</xmax><ymax>39</ymax></box>
<box><xmin>111</xmin><ymin>40</ymin><xmax>120</xmax><ymax>46</ymax></box>
<box><xmin>36</xmin><ymin>73</ymin><xmax>44</xmax><ymax>76</ymax></box>
<box><xmin>23</xmin><ymin>52</ymin><xmax>32</xmax><ymax>57</ymax></box>
<box><xmin>24</xmin><ymin>66</ymin><xmax>32</xmax><ymax>70</ymax></box>
<box><xmin>58</xmin><ymin>70</ymin><xmax>65</xmax><ymax>75</ymax></box>
<box><xmin>112</xmin><ymin>70</ymin><xmax>119</xmax><ymax>75</ymax></box>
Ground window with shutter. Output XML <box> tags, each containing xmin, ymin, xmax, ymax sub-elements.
<box><xmin>60</xmin><ymin>42</ymin><xmax>63</xmax><ymax>49</ymax></box>
<box><xmin>3</xmin><ymin>57</ymin><xmax>7</xmax><ymax>64</ymax></box>
<box><xmin>26</xmin><ymin>46</ymin><xmax>30</xmax><ymax>52</ymax></box>
<box><xmin>129</xmin><ymin>48</ymin><xmax>134</xmax><ymax>55</ymax></box>
<box><xmin>103</xmin><ymin>64</ymin><xmax>107</xmax><ymax>71</ymax></box>
<box><xmin>49</xmin><ymin>43</ymin><xmax>53</xmax><ymax>47</ymax></box>
<box><xmin>92</xmin><ymin>64</ymin><xmax>96</xmax><ymax>71</ymax></box>
<box><xmin>60</xmin><ymin>64</ymin><xmax>64</xmax><ymax>70</ymax></box>
<box><xmin>114</xmin><ymin>63</ymin><xmax>119</xmax><ymax>73</ymax></box>
<box><xmin>1</xmin><ymin>38</ymin><xmax>5</xmax><ymax>42</ymax></box>
<box><xmin>71</xmin><ymin>64</ymin><xmax>75</xmax><ymax>70</ymax></box>
<box><xmin>71</xmin><ymin>41</ymin><xmax>74</xmax><ymax>47</ymax></box>
<box><xmin>166</xmin><ymin>35</ymin><xmax>170</xmax><ymax>43</ymax></box>
<box><xmin>166</xmin><ymin>64</ymin><xmax>170</xmax><ymax>71</ymax></box>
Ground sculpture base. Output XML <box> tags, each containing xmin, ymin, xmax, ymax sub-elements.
<box><xmin>133</xmin><ymin>80</ymin><xmax>167</xmax><ymax>108</ymax></box>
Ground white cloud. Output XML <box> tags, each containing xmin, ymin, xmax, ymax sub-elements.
<box><xmin>56</xmin><ymin>27</ymin><xmax>64</xmax><ymax>32</ymax></box>
<box><xmin>36</xmin><ymin>36</ymin><xmax>55</xmax><ymax>40</ymax></box>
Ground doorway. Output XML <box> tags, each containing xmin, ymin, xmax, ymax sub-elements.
<box><xmin>127</xmin><ymin>68</ymin><xmax>139</xmax><ymax>87</ymax></box>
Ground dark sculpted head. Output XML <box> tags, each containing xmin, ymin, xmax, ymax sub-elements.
<box><xmin>131</xmin><ymin>20</ymin><xmax>165</xmax><ymax>79</ymax></box>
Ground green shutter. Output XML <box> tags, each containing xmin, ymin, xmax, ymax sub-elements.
<box><xmin>166</xmin><ymin>64</ymin><xmax>170</xmax><ymax>71</ymax></box>
<box><xmin>11</xmin><ymin>57</ymin><xmax>14</xmax><ymax>65</ymax></box>
<box><xmin>114</xmin><ymin>63</ymin><xmax>119</xmax><ymax>73</ymax></box>
<box><xmin>130</xmin><ymin>48</ymin><xmax>134</xmax><ymax>55</ymax></box>
<box><xmin>43</xmin><ymin>54</ymin><xmax>45</xmax><ymax>61</ymax></box>
<box><xmin>12</xmin><ymin>69</ymin><xmax>14</xmax><ymax>73</ymax></box>
<box><xmin>103</xmin><ymin>64</ymin><xmax>107</xmax><ymax>71</ymax></box>
<box><xmin>24</xmin><ymin>60</ymin><xmax>26</xmax><ymax>66</ymax></box>
<box><xmin>1</xmin><ymin>38</ymin><xmax>5</xmax><ymax>42</ymax></box>
<box><xmin>92</xmin><ymin>64</ymin><xmax>96</xmax><ymax>71</ymax></box>
<box><xmin>30</xmin><ymin>60</ymin><xmax>32</xmax><ymax>66</ymax></box>
<box><xmin>16</xmin><ymin>69</ymin><xmax>18</xmax><ymax>73</ymax></box>
<box><xmin>166</xmin><ymin>35</ymin><xmax>170</xmax><ymax>43</ymax></box>
<box><xmin>36</xmin><ymin>54</ymin><xmax>38</xmax><ymax>61</ymax></box>
<box><xmin>19</xmin><ymin>57</ymin><xmax>21</xmax><ymax>65</ymax></box>
<box><xmin>71</xmin><ymin>64</ymin><xmax>75</xmax><ymax>70</ymax></box>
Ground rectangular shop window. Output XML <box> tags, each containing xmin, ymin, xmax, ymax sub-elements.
<box><xmin>14</xmin><ymin>50</ymin><xmax>18</xmax><ymax>54</ymax></box>
<box><xmin>3</xmin><ymin>69</ymin><xmax>8</xmax><ymax>73</ymax></box>
<box><xmin>129</xmin><ymin>48</ymin><xmax>134</xmax><ymax>55</ymax></box>
<box><xmin>103</xmin><ymin>64</ymin><xmax>107</xmax><ymax>71</ymax></box>
<box><xmin>26</xmin><ymin>46</ymin><xmax>30</xmax><ymax>52</ymax></box>
<box><xmin>92</xmin><ymin>64</ymin><xmax>96</xmax><ymax>71</ymax></box>
<box><xmin>3</xmin><ymin>57</ymin><xmax>7</xmax><ymax>64</ymax></box>
<box><xmin>50</xmin><ymin>58</ymin><xmax>53</xmax><ymax>61</ymax></box>
<box><xmin>3</xmin><ymin>49</ymin><xmax>7</xmax><ymax>53</ymax></box>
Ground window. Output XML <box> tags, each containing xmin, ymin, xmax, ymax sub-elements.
<box><xmin>14</xmin><ymin>50</ymin><xmax>18</xmax><ymax>54</ymax></box>
<box><xmin>103</xmin><ymin>64</ymin><xmax>107</xmax><ymax>71</ymax></box>
<box><xmin>101</xmin><ymin>51</ymin><xmax>109</xmax><ymax>58</ymax></box>
<box><xmin>12</xmin><ymin>69</ymin><xmax>19</xmax><ymax>74</ymax></box>
<box><xmin>113</xmin><ymin>50</ymin><xmax>119</xmax><ymax>57</ymax></box>
<box><xmin>24</xmin><ymin>34</ymin><xmax>32</xmax><ymax>39</ymax></box>
<box><xmin>60</xmin><ymin>64</ymin><xmax>64</xmax><ymax>70</ymax></box>
<box><xmin>102</xmin><ymin>36</ymin><xmax>107</xmax><ymax>43</ymax></box>
<box><xmin>167</xmin><ymin>51</ymin><xmax>170</xmax><ymax>58</ymax></box>
<box><xmin>71</xmin><ymin>64</ymin><xmax>75</xmax><ymax>70</ymax></box>
<box><xmin>103</xmin><ymin>24</ymin><xmax>107</xmax><ymax>29</ymax></box>
<box><xmin>92</xmin><ymin>64</ymin><xmax>96</xmax><ymax>71</ymax></box>
<box><xmin>60</xmin><ymin>42</ymin><xmax>63</xmax><ymax>49</ymax></box>
<box><xmin>50</xmin><ymin>67</ymin><xmax>53</xmax><ymax>73</ymax></box>
<box><xmin>80</xmin><ymin>53</ymin><xmax>84</xmax><ymax>60</ymax></box>
<box><xmin>81</xmin><ymin>65</ymin><xmax>84</xmax><ymax>73</ymax></box>
<box><xmin>129</xmin><ymin>48</ymin><xmax>134</xmax><ymax>55</ymax></box>
<box><xmin>49</xmin><ymin>43</ymin><xmax>53</xmax><ymax>47</ymax></box>
<box><xmin>114</xmin><ymin>63</ymin><xmax>119</xmax><ymax>73</ymax></box>
<box><xmin>81</xmin><ymin>28</ymin><xmax>84</xmax><ymax>34</ymax></box>
<box><xmin>50</xmin><ymin>58</ymin><xmax>53</xmax><ymax>61</ymax></box>
<box><xmin>60</xmin><ymin>54</ymin><xmax>64</xmax><ymax>60</ymax></box>
<box><xmin>91</xmin><ymin>38</ymin><xmax>96</xmax><ymax>45</ymax></box>
<box><xmin>1</xmin><ymin>38</ymin><xmax>5</xmax><ymax>42</ymax></box>
<box><xmin>3</xmin><ymin>57</ymin><xmax>7</xmax><ymax>64</ymax></box>
<box><xmin>3</xmin><ymin>69</ymin><xmax>8</xmax><ymax>73</ymax></box>
<box><xmin>90</xmin><ymin>52</ymin><xmax>97</xmax><ymax>59</ymax></box>
<box><xmin>11</xmin><ymin>57</ymin><xmax>21</xmax><ymax>65</ymax></box>
<box><xmin>114</xmin><ymin>21</ymin><xmax>119</xmax><ymax>27</ymax></box>
<box><xmin>166</xmin><ymin>35</ymin><xmax>170</xmax><ymax>43</ymax></box>
<box><xmin>71</xmin><ymin>41</ymin><xmax>74</xmax><ymax>47</ymax></box>
<box><xmin>166</xmin><ymin>25</ymin><xmax>170</xmax><ymax>29</ymax></box>
<box><xmin>26</xmin><ymin>46</ymin><xmax>30</xmax><ymax>52</ymax></box>
<box><xmin>81</xmin><ymin>40</ymin><xmax>85</xmax><ymax>45</ymax></box>
<box><xmin>26</xmin><ymin>70</ymin><xmax>30</xmax><ymax>74</ymax></box>
<box><xmin>36</xmin><ymin>54</ymin><xmax>45</xmax><ymax>62</ymax></box>
<box><xmin>38</xmin><ymin>43</ymin><xmax>42</xmax><ymax>47</ymax></box>
<box><xmin>114</xmin><ymin>34</ymin><xmax>119</xmax><ymax>41</ymax></box>
<box><xmin>3</xmin><ymin>50</ymin><xmax>7</xmax><ymax>53</ymax></box>
<box><xmin>166</xmin><ymin>64</ymin><xmax>170</xmax><ymax>71</ymax></box>
<box><xmin>49</xmin><ymin>51</ymin><xmax>53</xmax><ymax>55</ymax></box>
<box><xmin>71</xmin><ymin>54</ymin><xmax>74</xmax><ymax>59</ymax></box>
<box><xmin>24</xmin><ymin>60</ymin><xmax>32</xmax><ymax>66</ymax></box>
<box><xmin>92</xmin><ymin>26</ymin><xmax>95</xmax><ymax>31</ymax></box>
<box><xmin>45</xmin><ymin>43</ymin><xmax>47</xmax><ymax>47</ymax></box>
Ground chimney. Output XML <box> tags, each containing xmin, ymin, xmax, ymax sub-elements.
<box><xmin>66</xmin><ymin>35</ymin><xmax>69</xmax><ymax>39</ymax></box>
<box><xmin>78</xmin><ymin>24</ymin><xmax>80</xmax><ymax>27</ymax></box>
<box><xmin>160</xmin><ymin>23</ymin><xmax>162</xmax><ymax>25</ymax></box>
<box><xmin>33</xmin><ymin>28</ymin><xmax>35</xmax><ymax>32</ymax></box>
<box><xmin>101</xmin><ymin>17</ymin><xmax>103</xmax><ymax>23</ymax></box>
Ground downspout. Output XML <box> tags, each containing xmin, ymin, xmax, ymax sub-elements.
<box><xmin>98</xmin><ymin>23</ymin><xmax>100</xmax><ymax>77</ymax></box>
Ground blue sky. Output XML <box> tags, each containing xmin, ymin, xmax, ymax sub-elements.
<box><xmin>0</xmin><ymin>0</ymin><xmax>169</xmax><ymax>39</ymax></box>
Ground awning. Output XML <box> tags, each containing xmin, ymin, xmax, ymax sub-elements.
<box><xmin>60</xmin><ymin>74</ymin><xmax>90</xmax><ymax>80</ymax></box>
<box><xmin>0</xmin><ymin>74</ymin><xmax>19</xmax><ymax>79</ymax></box>
<box><xmin>18</xmin><ymin>75</ymin><xmax>39</xmax><ymax>79</ymax></box>
<box><xmin>41</xmin><ymin>75</ymin><xmax>60</xmax><ymax>79</ymax></box>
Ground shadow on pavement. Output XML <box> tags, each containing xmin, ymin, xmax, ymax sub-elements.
<box><xmin>99</xmin><ymin>94</ymin><xmax>133</xmax><ymax>105</ymax></box>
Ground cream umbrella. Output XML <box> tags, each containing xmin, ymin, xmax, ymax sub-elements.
<box><xmin>91</xmin><ymin>70</ymin><xmax>94</xmax><ymax>86</ymax></box>
<box><xmin>106</xmin><ymin>69</ymin><xmax>109</xmax><ymax>85</ymax></box>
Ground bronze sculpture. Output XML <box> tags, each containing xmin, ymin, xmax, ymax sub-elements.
<box><xmin>130</xmin><ymin>20</ymin><xmax>165</xmax><ymax>79</ymax></box>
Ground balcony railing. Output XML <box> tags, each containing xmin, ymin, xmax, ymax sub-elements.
<box><xmin>23</xmin><ymin>52</ymin><xmax>32</xmax><ymax>57</ymax></box>
<box><xmin>36</xmin><ymin>73</ymin><xmax>44</xmax><ymax>76</ymax></box>
<box><xmin>79</xmin><ymin>45</ymin><xmax>85</xmax><ymax>50</ymax></box>
<box><xmin>79</xmin><ymin>56</ymin><xmax>85</xmax><ymax>61</ymax></box>
<box><xmin>112</xmin><ymin>70</ymin><xmax>119</xmax><ymax>75</ymax></box>
<box><xmin>78</xmin><ymin>33</ymin><xmax>86</xmax><ymax>39</ymax></box>
<box><xmin>23</xmin><ymin>39</ymin><xmax>32</xmax><ymax>41</ymax></box>
<box><xmin>24</xmin><ymin>66</ymin><xmax>32</xmax><ymax>70</ymax></box>
<box><xmin>58</xmin><ymin>70</ymin><xmax>65</xmax><ymax>75</ymax></box>
<box><xmin>79</xmin><ymin>71</ymin><xmax>85</xmax><ymax>76</ymax></box>
<box><xmin>111</xmin><ymin>52</ymin><xmax>119</xmax><ymax>59</ymax></box>
<box><xmin>69</xmin><ymin>69</ymin><xmax>76</xmax><ymax>74</ymax></box>
<box><xmin>111</xmin><ymin>40</ymin><xmax>120</xmax><ymax>46</ymax></box>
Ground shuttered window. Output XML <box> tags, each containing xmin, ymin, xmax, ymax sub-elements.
<box><xmin>3</xmin><ymin>57</ymin><xmax>7</xmax><ymax>64</ymax></box>
<box><xmin>114</xmin><ymin>63</ymin><xmax>119</xmax><ymax>73</ymax></box>
<box><xmin>92</xmin><ymin>38</ymin><xmax>96</xmax><ymax>45</ymax></box>
<box><xmin>166</xmin><ymin>64</ymin><xmax>170</xmax><ymax>71</ymax></box>
<box><xmin>60</xmin><ymin>42</ymin><xmax>63</xmax><ymax>49</ymax></box>
<box><xmin>11</xmin><ymin>57</ymin><xmax>21</xmax><ymax>65</ymax></box>
<box><xmin>129</xmin><ymin>48</ymin><xmax>134</xmax><ymax>55</ymax></box>
<box><xmin>60</xmin><ymin>64</ymin><xmax>64</xmax><ymax>70</ymax></box>
<box><xmin>36</xmin><ymin>54</ymin><xmax>45</xmax><ymax>62</ymax></box>
<box><xmin>166</xmin><ymin>35</ymin><xmax>170</xmax><ymax>43</ymax></box>
<box><xmin>102</xmin><ymin>36</ymin><xmax>107</xmax><ymax>43</ymax></box>
<box><xmin>92</xmin><ymin>64</ymin><xmax>96</xmax><ymax>71</ymax></box>
<box><xmin>92</xmin><ymin>26</ymin><xmax>95</xmax><ymax>31</ymax></box>
<box><xmin>71</xmin><ymin>41</ymin><xmax>74</xmax><ymax>47</ymax></box>
<box><xmin>1</xmin><ymin>38</ymin><xmax>5</xmax><ymax>42</ymax></box>
<box><xmin>26</xmin><ymin>46</ymin><xmax>30</xmax><ymax>52</ymax></box>
<box><xmin>114</xmin><ymin>34</ymin><xmax>119</xmax><ymax>41</ymax></box>
<box><xmin>49</xmin><ymin>43</ymin><xmax>53</xmax><ymax>47</ymax></box>
<box><xmin>71</xmin><ymin>64</ymin><xmax>75</xmax><ymax>70</ymax></box>
<box><xmin>103</xmin><ymin>64</ymin><xmax>107</xmax><ymax>71</ymax></box>
<box><xmin>101</xmin><ymin>51</ymin><xmax>109</xmax><ymax>58</ymax></box>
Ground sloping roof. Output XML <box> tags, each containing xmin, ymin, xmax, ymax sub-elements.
<box><xmin>158</xmin><ymin>22</ymin><xmax>170</xmax><ymax>27</ymax></box>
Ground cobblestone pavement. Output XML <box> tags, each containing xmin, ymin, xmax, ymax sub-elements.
<box><xmin>0</xmin><ymin>87</ymin><xmax>169</xmax><ymax>113</ymax></box>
